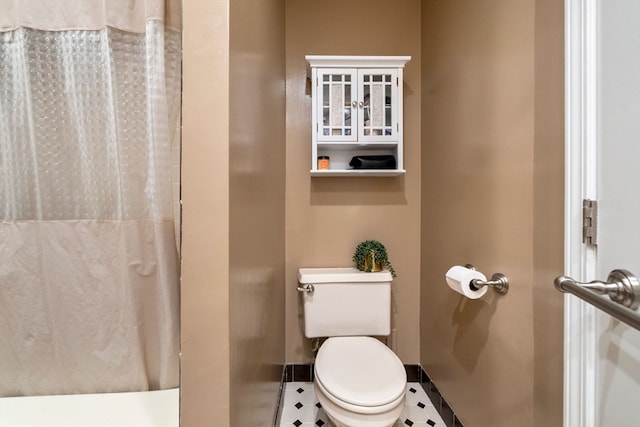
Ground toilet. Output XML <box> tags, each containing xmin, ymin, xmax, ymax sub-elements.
<box><xmin>298</xmin><ymin>267</ymin><xmax>406</xmax><ymax>427</ymax></box>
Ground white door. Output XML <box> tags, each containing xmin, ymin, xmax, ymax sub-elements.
<box><xmin>564</xmin><ymin>1</ymin><xmax>640</xmax><ymax>426</ymax></box>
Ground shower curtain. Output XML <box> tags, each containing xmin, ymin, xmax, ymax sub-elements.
<box><xmin>0</xmin><ymin>0</ymin><xmax>181</xmax><ymax>396</ymax></box>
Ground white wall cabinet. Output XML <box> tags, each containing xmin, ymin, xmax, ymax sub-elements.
<box><xmin>306</xmin><ymin>55</ymin><xmax>411</xmax><ymax>176</ymax></box>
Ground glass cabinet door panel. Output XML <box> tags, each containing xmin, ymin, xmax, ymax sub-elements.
<box><xmin>359</xmin><ymin>70</ymin><xmax>397</xmax><ymax>141</ymax></box>
<box><xmin>318</xmin><ymin>70</ymin><xmax>356</xmax><ymax>141</ymax></box>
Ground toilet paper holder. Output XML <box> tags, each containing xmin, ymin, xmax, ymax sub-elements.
<box><xmin>464</xmin><ymin>264</ymin><xmax>509</xmax><ymax>295</ymax></box>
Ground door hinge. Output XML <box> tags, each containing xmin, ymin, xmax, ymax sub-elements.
<box><xmin>583</xmin><ymin>199</ymin><xmax>598</xmax><ymax>246</ymax></box>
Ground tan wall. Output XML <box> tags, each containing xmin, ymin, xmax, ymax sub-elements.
<box><xmin>182</xmin><ymin>0</ymin><xmax>563</xmax><ymax>425</ymax></box>
<box><xmin>181</xmin><ymin>0</ymin><xmax>286</xmax><ymax>426</ymax></box>
<box><xmin>228</xmin><ymin>0</ymin><xmax>286</xmax><ymax>425</ymax></box>
<box><xmin>532</xmin><ymin>0</ymin><xmax>564</xmax><ymax>424</ymax></box>
<box><xmin>285</xmin><ymin>0</ymin><xmax>422</xmax><ymax>364</ymax></box>
<box><xmin>181</xmin><ymin>0</ymin><xmax>231</xmax><ymax>424</ymax></box>
<box><xmin>420</xmin><ymin>1</ymin><xmax>563</xmax><ymax>426</ymax></box>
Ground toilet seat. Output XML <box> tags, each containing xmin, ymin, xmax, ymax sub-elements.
<box><xmin>314</xmin><ymin>372</ymin><xmax>406</xmax><ymax>416</ymax></box>
<box><xmin>314</xmin><ymin>336</ymin><xmax>406</xmax><ymax>408</ymax></box>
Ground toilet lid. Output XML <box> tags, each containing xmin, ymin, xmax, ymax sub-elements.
<box><xmin>315</xmin><ymin>336</ymin><xmax>406</xmax><ymax>407</ymax></box>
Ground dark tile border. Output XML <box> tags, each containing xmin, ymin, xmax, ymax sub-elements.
<box><xmin>284</xmin><ymin>363</ymin><xmax>315</xmax><ymax>382</ymax></box>
<box><xmin>276</xmin><ymin>364</ymin><xmax>465</xmax><ymax>427</ymax></box>
<box><xmin>414</xmin><ymin>365</ymin><xmax>465</xmax><ymax>427</ymax></box>
<box><xmin>404</xmin><ymin>364</ymin><xmax>422</xmax><ymax>382</ymax></box>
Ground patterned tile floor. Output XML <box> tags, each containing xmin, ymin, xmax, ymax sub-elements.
<box><xmin>278</xmin><ymin>382</ymin><xmax>446</xmax><ymax>427</ymax></box>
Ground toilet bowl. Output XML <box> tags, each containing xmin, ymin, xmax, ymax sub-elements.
<box><xmin>298</xmin><ymin>267</ymin><xmax>406</xmax><ymax>427</ymax></box>
<box><xmin>314</xmin><ymin>336</ymin><xmax>406</xmax><ymax>427</ymax></box>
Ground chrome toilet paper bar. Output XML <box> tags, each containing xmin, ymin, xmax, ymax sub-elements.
<box><xmin>464</xmin><ymin>264</ymin><xmax>510</xmax><ymax>295</ymax></box>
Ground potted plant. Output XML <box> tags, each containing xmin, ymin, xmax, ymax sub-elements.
<box><xmin>352</xmin><ymin>240</ymin><xmax>397</xmax><ymax>278</ymax></box>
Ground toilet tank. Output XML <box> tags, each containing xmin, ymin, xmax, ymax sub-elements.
<box><xmin>298</xmin><ymin>267</ymin><xmax>393</xmax><ymax>338</ymax></box>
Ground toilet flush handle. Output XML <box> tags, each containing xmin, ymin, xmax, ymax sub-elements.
<box><xmin>297</xmin><ymin>284</ymin><xmax>315</xmax><ymax>294</ymax></box>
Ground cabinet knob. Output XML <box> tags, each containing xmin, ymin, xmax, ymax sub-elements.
<box><xmin>359</xmin><ymin>101</ymin><xmax>364</xmax><ymax>108</ymax></box>
<box><xmin>352</xmin><ymin>101</ymin><xmax>357</xmax><ymax>107</ymax></box>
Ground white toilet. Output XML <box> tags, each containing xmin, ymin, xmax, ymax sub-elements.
<box><xmin>298</xmin><ymin>267</ymin><xmax>407</xmax><ymax>427</ymax></box>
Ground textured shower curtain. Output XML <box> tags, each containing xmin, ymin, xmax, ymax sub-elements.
<box><xmin>0</xmin><ymin>0</ymin><xmax>181</xmax><ymax>396</ymax></box>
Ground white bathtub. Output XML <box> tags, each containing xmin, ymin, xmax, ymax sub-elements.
<box><xmin>0</xmin><ymin>388</ymin><xmax>179</xmax><ymax>427</ymax></box>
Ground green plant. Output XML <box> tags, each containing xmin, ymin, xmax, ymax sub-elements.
<box><xmin>352</xmin><ymin>240</ymin><xmax>397</xmax><ymax>278</ymax></box>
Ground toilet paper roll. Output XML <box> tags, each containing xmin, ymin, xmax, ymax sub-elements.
<box><xmin>445</xmin><ymin>265</ymin><xmax>488</xmax><ymax>299</ymax></box>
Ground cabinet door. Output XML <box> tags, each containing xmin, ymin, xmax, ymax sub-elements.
<box><xmin>357</xmin><ymin>69</ymin><xmax>399</xmax><ymax>142</ymax></box>
<box><xmin>316</xmin><ymin>68</ymin><xmax>358</xmax><ymax>142</ymax></box>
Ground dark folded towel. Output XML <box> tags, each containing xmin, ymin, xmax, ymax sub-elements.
<box><xmin>349</xmin><ymin>155</ymin><xmax>397</xmax><ymax>169</ymax></box>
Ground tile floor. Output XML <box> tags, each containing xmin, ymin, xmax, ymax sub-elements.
<box><xmin>278</xmin><ymin>382</ymin><xmax>446</xmax><ymax>427</ymax></box>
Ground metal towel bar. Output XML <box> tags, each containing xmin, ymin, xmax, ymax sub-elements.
<box><xmin>554</xmin><ymin>270</ymin><xmax>640</xmax><ymax>331</ymax></box>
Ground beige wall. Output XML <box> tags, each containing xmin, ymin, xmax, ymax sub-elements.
<box><xmin>181</xmin><ymin>0</ymin><xmax>564</xmax><ymax>425</ymax></box>
<box><xmin>532</xmin><ymin>0</ymin><xmax>564</xmax><ymax>424</ymax></box>
<box><xmin>285</xmin><ymin>0</ymin><xmax>422</xmax><ymax>364</ymax></box>
<box><xmin>420</xmin><ymin>1</ymin><xmax>563</xmax><ymax>426</ymax></box>
<box><xmin>181</xmin><ymin>0</ymin><xmax>286</xmax><ymax>426</ymax></box>
<box><xmin>228</xmin><ymin>0</ymin><xmax>286</xmax><ymax>425</ymax></box>
<box><xmin>181</xmin><ymin>0</ymin><xmax>230</xmax><ymax>424</ymax></box>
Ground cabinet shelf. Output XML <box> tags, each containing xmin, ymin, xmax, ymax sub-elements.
<box><xmin>310</xmin><ymin>169</ymin><xmax>406</xmax><ymax>177</ymax></box>
<box><xmin>306</xmin><ymin>55</ymin><xmax>410</xmax><ymax>177</ymax></box>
